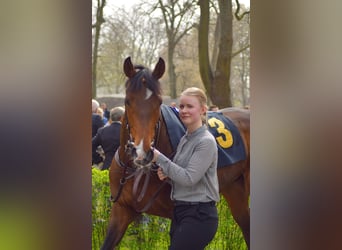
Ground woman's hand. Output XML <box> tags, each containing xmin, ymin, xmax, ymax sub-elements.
<box><xmin>152</xmin><ymin>148</ymin><xmax>160</xmax><ymax>162</ymax></box>
<box><xmin>152</xmin><ymin>149</ymin><xmax>167</xmax><ymax>180</ymax></box>
<box><xmin>157</xmin><ymin>167</ymin><xmax>168</xmax><ymax>181</ymax></box>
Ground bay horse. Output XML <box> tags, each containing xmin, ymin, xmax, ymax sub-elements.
<box><xmin>101</xmin><ymin>57</ymin><xmax>250</xmax><ymax>249</ymax></box>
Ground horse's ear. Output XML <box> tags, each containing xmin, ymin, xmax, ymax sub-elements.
<box><xmin>124</xmin><ymin>57</ymin><xmax>135</xmax><ymax>78</ymax></box>
<box><xmin>152</xmin><ymin>57</ymin><xmax>165</xmax><ymax>80</ymax></box>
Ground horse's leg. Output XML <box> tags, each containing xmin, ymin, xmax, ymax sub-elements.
<box><xmin>220</xmin><ymin>168</ymin><xmax>250</xmax><ymax>249</ymax></box>
<box><xmin>100</xmin><ymin>203</ymin><xmax>139</xmax><ymax>250</ymax></box>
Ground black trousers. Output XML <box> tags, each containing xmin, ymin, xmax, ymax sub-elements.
<box><xmin>169</xmin><ymin>201</ymin><xmax>218</xmax><ymax>250</ymax></box>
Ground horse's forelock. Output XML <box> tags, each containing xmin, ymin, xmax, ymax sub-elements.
<box><xmin>126</xmin><ymin>65</ymin><xmax>161</xmax><ymax>96</ymax></box>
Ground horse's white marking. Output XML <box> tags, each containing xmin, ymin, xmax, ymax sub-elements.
<box><xmin>145</xmin><ymin>88</ymin><xmax>152</xmax><ymax>100</ymax></box>
<box><xmin>135</xmin><ymin>139</ymin><xmax>145</xmax><ymax>159</ymax></box>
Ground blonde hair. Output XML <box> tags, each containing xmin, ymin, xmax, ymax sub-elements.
<box><xmin>180</xmin><ymin>87</ymin><xmax>208</xmax><ymax>108</ymax></box>
<box><xmin>96</xmin><ymin>107</ymin><xmax>104</xmax><ymax>118</ymax></box>
<box><xmin>181</xmin><ymin>87</ymin><xmax>208</xmax><ymax>124</ymax></box>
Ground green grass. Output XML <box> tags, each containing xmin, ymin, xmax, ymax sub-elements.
<box><xmin>92</xmin><ymin>168</ymin><xmax>247</xmax><ymax>250</ymax></box>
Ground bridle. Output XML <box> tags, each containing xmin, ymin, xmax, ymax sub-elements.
<box><xmin>110</xmin><ymin>108</ymin><xmax>169</xmax><ymax>213</ymax></box>
<box><xmin>123</xmin><ymin>110</ymin><xmax>161</xmax><ymax>170</ymax></box>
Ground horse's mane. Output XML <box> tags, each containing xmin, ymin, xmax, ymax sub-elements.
<box><xmin>125</xmin><ymin>65</ymin><xmax>161</xmax><ymax>96</ymax></box>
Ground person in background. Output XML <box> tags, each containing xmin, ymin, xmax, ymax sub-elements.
<box><xmin>92</xmin><ymin>107</ymin><xmax>125</xmax><ymax>170</ymax></box>
<box><xmin>170</xmin><ymin>101</ymin><xmax>179</xmax><ymax>112</ymax></box>
<box><xmin>96</xmin><ymin>107</ymin><xmax>108</xmax><ymax>126</ymax></box>
<box><xmin>209</xmin><ymin>104</ymin><xmax>219</xmax><ymax>111</ymax></box>
<box><xmin>92</xmin><ymin>99</ymin><xmax>104</xmax><ymax>138</ymax></box>
<box><xmin>152</xmin><ymin>87</ymin><xmax>219</xmax><ymax>249</ymax></box>
<box><xmin>92</xmin><ymin>99</ymin><xmax>104</xmax><ymax>166</ymax></box>
<box><xmin>100</xmin><ymin>102</ymin><xmax>110</xmax><ymax>120</ymax></box>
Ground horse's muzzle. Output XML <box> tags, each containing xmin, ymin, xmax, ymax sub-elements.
<box><xmin>133</xmin><ymin>149</ymin><xmax>154</xmax><ymax>169</ymax></box>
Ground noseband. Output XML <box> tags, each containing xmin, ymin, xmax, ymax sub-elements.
<box><xmin>123</xmin><ymin>110</ymin><xmax>161</xmax><ymax>170</ymax></box>
<box><xmin>110</xmin><ymin>110</ymin><xmax>167</xmax><ymax>213</ymax></box>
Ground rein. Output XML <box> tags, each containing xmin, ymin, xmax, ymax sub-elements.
<box><xmin>109</xmin><ymin>149</ymin><xmax>136</xmax><ymax>203</ymax></box>
<box><xmin>110</xmin><ymin>114</ymin><xmax>169</xmax><ymax>213</ymax></box>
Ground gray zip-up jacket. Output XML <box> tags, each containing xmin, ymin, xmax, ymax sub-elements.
<box><xmin>156</xmin><ymin>125</ymin><xmax>220</xmax><ymax>202</ymax></box>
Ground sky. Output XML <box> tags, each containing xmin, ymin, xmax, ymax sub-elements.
<box><xmin>107</xmin><ymin>0</ymin><xmax>250</xmax><ymax>10</ymax></box>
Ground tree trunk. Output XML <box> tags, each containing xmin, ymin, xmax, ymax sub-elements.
<box><xmin>198</xmin><ymin>0</ymin><xmax>233</xmax><ymax>108</ymax></box>
<box><xmin>168</xmin><ymin>45</ymin><xmax>177</xmax><ymax>99</ymax></box>
<box><xmin>158</xmin><ymin>0</ymin><xmax>197</xmax><ymax>99</ymax></box>
<box><xmin>92</xmin><ymin>27</ymin><xmax>100</xmax><ymax>98</ymax></box>
<box><xmin>198</xmin><ymin>0</ymin><xmax>214</xmax><ymax>98</ymax></box>
<box><xmin>92</xmin><ymin>0</ymin><xmax>106</xmax><ymax>98</ymax></box>
<box><xmin>213</xmin><ymin>0</ymin><xmax>233</xmax><ymax>107</ymax></box>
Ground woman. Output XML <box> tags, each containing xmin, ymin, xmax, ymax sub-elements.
<box><xmin>152</xmin><ymin>87</ymin><xmax>219</xmax><ymax>250</ymax></box>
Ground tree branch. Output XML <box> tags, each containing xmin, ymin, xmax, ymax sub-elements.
<box><xmin>234</xmin><ymin>0</ymin><xmax>250</xmax><ymax>21</ymax></box>
<box><xmin>231</xmin><ymin>44</ymin><xmax>250</xmax><ymax>58</ymax></box>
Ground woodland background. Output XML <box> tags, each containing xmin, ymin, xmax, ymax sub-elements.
<box><xmin>92</xmin><ymin>0</ymin><xmax>250</xmax><ymax>108</ymax></box>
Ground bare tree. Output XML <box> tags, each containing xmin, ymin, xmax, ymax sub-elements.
<box><xmin>234</xmin><ymin>0</ymin><xmax>250</xmax><ymax>21</ymax></box>
<box><xmin>198</xmin><ymin>0</ymin><xmax>249</xmax><ymax>108</ymax></box>
<box><xmin>231</xmin><ymin>2</ymin><xmax>250</xmax><ymax>106</ymax></box>
<box><xmin>93</xmin><ymin>0</ymin><xmax>249</xmax><ymax>103</ymax></box>
<box><xmin>174</xmin><ymin>29</ymin><xmax>203</xmax><ymax>92</ymax></box>
<box><xmin>95</xmin><ymin>5</ymin><xmax>166</xmax><ymax>95</ymax></box>
<box><xmin>92</xmin><ymin>0</ymin><xmax>106</xmax><ymax>98</ymax></box>
<box><xmin>198</xmin><ymin>0</ymin><xmax>233</xmax><ymax>107</ymax></box>
<box><xmin>154</xmin><ymin>0</ymin><xmax>198</xmax><ymax>98</ymax></box>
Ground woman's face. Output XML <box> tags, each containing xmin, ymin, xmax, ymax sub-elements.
<box><xmin>179</xmin><ymin>95</ymin><xmax>205</xmax><ymax>129</ymax></box>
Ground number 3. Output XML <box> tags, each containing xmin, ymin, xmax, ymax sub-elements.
<box><xmin>208</xmin><ymin>117</ymin><xmax>233</xmax><ymax>148</ymax></box>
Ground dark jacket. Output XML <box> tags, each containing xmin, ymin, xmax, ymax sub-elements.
<box><xmin>92</xmin><ymin>122</ymin><xmax>121</xmax><ymax>170</ymax></box>
<box><xmin>92</xmin><ymin>113</ymin><xmax>104</xmax><ymax>138</ymax></box>
<box><xmin>103</xmin><ymin>109</ymin><xmax>110</xmax><ymax>120</ymax></box>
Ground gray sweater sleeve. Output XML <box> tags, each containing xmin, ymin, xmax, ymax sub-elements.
<box><xmin>156</xmin><ymin>136</ymin><xmax>217</xmax><ymax>187</ymax></box>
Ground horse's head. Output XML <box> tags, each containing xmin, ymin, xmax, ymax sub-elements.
<box><xmin>123</xmin><ymin>57</ymin><xmax>165</xmax><ymax>169</ymax></box>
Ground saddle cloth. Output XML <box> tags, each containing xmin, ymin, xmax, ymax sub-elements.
<box><xmin>161</xmin><ymin>105</ymin><xmax>246</xmax><ymax>168</ymax></box>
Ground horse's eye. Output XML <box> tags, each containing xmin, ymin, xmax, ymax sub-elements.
<box><xmin>125</xmin><ymin>99</ymin><xmax>130</xmax><ymax>106</ymax></box>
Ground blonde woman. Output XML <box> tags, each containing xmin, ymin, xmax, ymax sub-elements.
<box><xmin>152</xmin><ymin>87</ymin><xmax>219</xmax><ymax>250</ymax></box>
